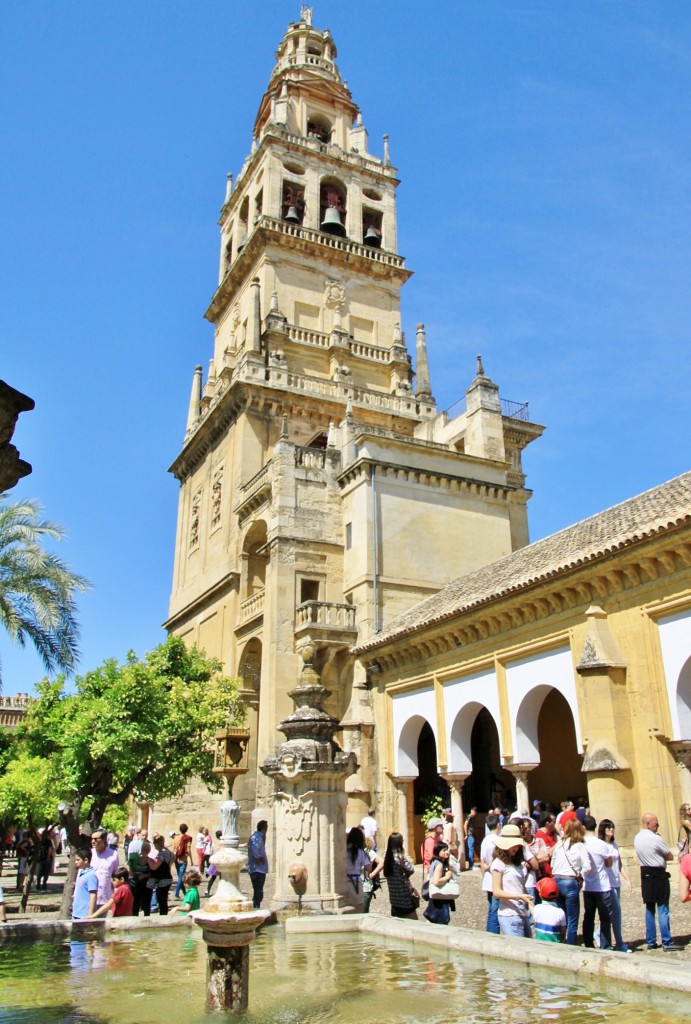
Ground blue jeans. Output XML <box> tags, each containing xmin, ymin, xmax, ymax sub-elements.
<box><xmin>486</xmin><ymin>892</ymin><xmax>500</xmax><ymax>934</ymax></box>
<box><xmin>609</xmin><ymin>887</ymin><xmax>628</xmax><ymax>951</ymax></box>
<box><xmin>645</xmin><ymin>900</ymin><xmax>672</xmax><ymax>947</ymax></box>
<box><xmin>467</xmin><ymin>834</ymin><xmax>475</xmax><ymax>867</ymax></box>
<box><xmin>582</xmin><ymin>889</ymin><xmax>612</xmax><ymax>949</ymax></box>
<box><xmin>174</xmin><ymin>860</ymin><xmax>186</xmax><ymax>899</ymax></box>
<box><xmin>556</xmin><ymin>877</ymin><xmax>581</xmax><ymax>945</ymax></box>
<box><xmin>498</xmin><ymin>913</ymin><xmax>532</xmax><ymax>938</ymax></box>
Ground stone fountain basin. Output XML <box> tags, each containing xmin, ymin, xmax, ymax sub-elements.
<box><xmin>190</xmin><ymin>907</ymin><xmax>271</xmax><ymax>947</ymax></box>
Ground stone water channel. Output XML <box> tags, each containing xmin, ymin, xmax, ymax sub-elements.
<box><xmin>1</xmin><ymin>924</ymin><xmax>689</xmax><ymax>1024</ymax></box>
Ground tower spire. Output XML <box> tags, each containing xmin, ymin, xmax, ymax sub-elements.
<box><xmin>186</xmin><ymin>365</ymin><xmax>203</xmax><ymax>435</ymax></box>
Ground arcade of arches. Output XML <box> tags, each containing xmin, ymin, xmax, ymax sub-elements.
<box><xmin>409</xmin><ymin>689</ymin><xmax>585</xmax><ymax>855</ymax></box>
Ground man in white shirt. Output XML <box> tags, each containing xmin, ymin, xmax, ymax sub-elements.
<box><xmin>90</xmin><ymin>829</ymin><xmax>119</xmax><ymax>910</ymax></box>
<box><xmin>360</xmin><ymin>809</ymin><xmax>378</xmax><ymax>851</ymax></box>
<box><xmin>480</xmin><ymin>813</ymin><xmax>501</xmax><ymax>933</ymax></box>
<box><xmin>582</xmin><ymin>815</ymin><xmax>613</xmax><ymax>949</ymax></box>
<box><xmin>633</xmin><ymin>811</ymin><xmax>680</xmax><ymax>950</ymax></box>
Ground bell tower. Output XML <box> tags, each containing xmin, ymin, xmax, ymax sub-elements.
<box><xmin>164</xmin><ymin>8</ymin><xmax>544</xmax><ymax>851</ymax></box>
<box><xmin>203</xmin><ymin>7</ymin><xmax>421</xmax><ymax>419</ymax></box>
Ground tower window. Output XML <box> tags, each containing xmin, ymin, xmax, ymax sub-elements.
<box><xmin>345</xmin><ymin>522</ymin><xmax>352</xmax><ymax>550</ymax></box>
<box><xmin>254</xmin><ymin>189</ymin><xmax>263</xmax><ymax>222</ymax></box>
<box><xmin>300</xmin><ymin>578</ymin><xmax>320</xmax><ymax>604</ymax></box>
<box><xmin>320</xmin><ymin>178</ymin><xmax>347</xmax><ymax>238</ymax></box>
<box><xmin>282</xmin><ymin>181</ymin><xmax>305</xmax><ymax>224</ymax></box>
<box><xmin>362</xmin><ymin>208</ymin><xmax>382</xmax><ymax>248</ymax></box>
<box><xmin>307</xmin><ymin>115</ymin><xmax>331</xmax><ymax>143</ymax></box>
<box><xmin>238</xmin><ymin>196</ymin><xmax>249</xmax><ymax>251</ymax></box>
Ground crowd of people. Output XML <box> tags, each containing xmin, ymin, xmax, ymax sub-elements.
<box><xmin>348</xmin><ymin>799</ymin><xmax>690</xmax><ymax>952</ymax></box>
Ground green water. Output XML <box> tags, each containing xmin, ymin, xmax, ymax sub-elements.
<box><xmin>0</xmin><ymin>928</ymin><xmax>684</xmax><ymax>1024</ymax></box>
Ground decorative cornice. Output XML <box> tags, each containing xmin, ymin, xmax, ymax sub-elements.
<box><xmin>358</xmin><ymin>534</ymin><xmax>691</xmax><ymax>674</ymax></box>
<box><xmin>163</xmin><ymin>571</ymin><xmax>240</xmax><ymax>632</ymax></box>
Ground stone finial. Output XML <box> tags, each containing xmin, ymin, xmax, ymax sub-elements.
<box><xmin>346</xmin><ymin>398</ymin><xmax>353</xmax><ymax>420</ymax></box>
<box><xmin>270</xmin><ymin>96</ymin><xmax>277</xmax><ymax>121</ymax></box>
<box><xmin>392</xmin><ymin>322</ymin><xmax>402</xmax><ymax>344</ymax></box>
<box><xmin>300</xmin><ymin>4</ymin><xmax>313</xmax><ymax>25</ymax></box>
<box><xmin>225</xmin><ymin>173</ymin><xmax>233</xmax><ymax>204</ymax></box>
<box><xmin>414</xmin><ymin>323</ymin><xmax>433</xmax><ymax>400</ymax></box>
<box><xmin>280</xmin><ymin>413</ymin><xmax>289</xmax><ymax>440</ymax></box>
<box><xmin>383</xmin><ymin>133</ymin><xmax>390</xmax><ymax>166</ymax></box>
<box><xmin>271</xmin><ymin>291</ymin><xmax>279</xmax><ymax>313</ymax></box>
<box><xmin>576</xmin><ymin>606</ymin><xmax>627</xmax><ymax>672</ymax></box>
<box><xmin>476</xmin><ymin>353</ymin><xmax>484</xmax><ymax>377</ymax></box>
<box><xmin>186</xmin><ymin>365</ymin><xmax>203</xmax><ymax>435</ymax></box>
<box><xmin>327</xmin><ymin>421</ymin><xmax>336</xmax><ymax>449</ymax></box>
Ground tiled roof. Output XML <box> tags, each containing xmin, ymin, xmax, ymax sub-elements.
<box><xmin>356</xmin><ymin>471</ymin><xmax>691</xmax><ymax>653</ymax></box>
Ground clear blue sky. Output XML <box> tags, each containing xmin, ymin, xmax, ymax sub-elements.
<box><xmin>2</xmin><ymin>2</ymin><xmax>690</xmax><ymax>694</ymax></box>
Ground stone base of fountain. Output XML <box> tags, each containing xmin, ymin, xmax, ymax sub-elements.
<box><xmin>191</xmin><ymin>842</ymin><xmax>270</xmax><ymax>1012</ymax></box>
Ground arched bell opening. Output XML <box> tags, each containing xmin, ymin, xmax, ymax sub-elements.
<box><xmin>237</xmin><ymin>195</ymin><xmax>249</xmax><ymax>252</ymax></box>
<box><xmin>320</xmin><ymin>177</ymin><xmax>347</xmax><ymax>237</ymax></box>
<box><xmin>307</xmin><ymin>113</ymin><xmax>331</xmax><ymax>143</ymax></box>
<box><xmin>282</xmin><ymin>180</ymin><xmax>305</xmax><ymax>225</ymax></box>
<box><xmin>525</xmin><ymin>688</ymin><xmax>587</xmax><ymax>808</ymax></box>
<box><xmin>235</xmin><ymin>638</ymin><xmax>262</xmax><ymax>834</ymax></box>
<box><xmin>362</xmin><ymin>207</ymin><xmax>382</xmax><ymax>249</ymax></box>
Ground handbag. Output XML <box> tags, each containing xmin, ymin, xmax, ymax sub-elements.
<box><xmin>562</xmin><ymin>842</ymin><xmax>584</xmax><ymax>889</ymax></box>
<box><xmin>407</xmin><ymin>883</ymin><xmax>420</xmax><ymax>910</ymax></box>
<box><xmin>429</xmin><ymin>876</ymin><xmax>460</xmax><ymax>900</ymax></box>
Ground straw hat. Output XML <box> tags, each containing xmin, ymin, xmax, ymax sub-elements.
<box><xmin>493</xmin><ymin>823</ymin><xmax>526</xmax><ymax>850</ymax></box>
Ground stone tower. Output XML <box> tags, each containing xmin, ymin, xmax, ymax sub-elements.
<box><xmin>163</xmin><ymin>9</ymin><xmax>543</xmax><ymax>840</ymax></box>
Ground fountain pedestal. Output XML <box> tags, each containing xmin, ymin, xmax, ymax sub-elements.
<box><xmin>192</xmin><ymin>735</ymin><xmax>268</xmax><ymax>1013</ymax></box>
<box><xmin>191</xmin><ymin>843</ymin><xmax>270</xmax><ymax>1012</ymax></box>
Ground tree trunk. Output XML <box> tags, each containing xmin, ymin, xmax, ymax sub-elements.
<box><xmin>20</xmin><ymin>839</ymin><xmax>40</xmax><ymax>913</ymax></box>
<box><xmin>58</xmin><ymin>802</ymin><xmax>82</xmax><ymax>920</ymax></box>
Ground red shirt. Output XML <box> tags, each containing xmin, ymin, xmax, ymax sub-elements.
<box><xmin>536</xmin><ymin>828</ymin><xmax>557</xmax><ymax>848</ymax></box>
<box><xmin>112</xmin><ymin>883</ymin><xmax>134</xmax><ymax>917</ymax></box>
<box><xmin>175</xmin><ymin>834</ymin><xmax>192</xmax><ymax>860</ymax></box>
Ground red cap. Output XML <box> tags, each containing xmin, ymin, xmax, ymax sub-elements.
<box><xmin>536</xmin><ymin>876</ymin><xmax>558</xmax><ymax>899</ymax></box>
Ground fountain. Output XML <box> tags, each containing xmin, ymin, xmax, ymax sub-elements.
<box><xmin>190</xmin><ymin>726</ymin><xmax>270</xmax><ymax>1013</ymax></box>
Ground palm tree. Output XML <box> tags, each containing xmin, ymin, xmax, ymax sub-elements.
<box><xmin>0</xmin><ymin>496</ymin><xmax>90</xmax><ymax>685</ymax></box>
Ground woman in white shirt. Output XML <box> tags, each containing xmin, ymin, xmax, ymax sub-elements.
<box><xmin>491</xmin><ymin>823</ymin><xmax>533</xmax><ymax>938</ymax></box>
<box><xmin>551</xmin><ymin>818</ymin><xmax>592</xmax><ymax>945</ymax></box>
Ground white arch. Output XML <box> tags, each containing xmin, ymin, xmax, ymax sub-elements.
<box><xmin>514</xmin><ymin>684</ymin><xmax>555</xmax><ymax>763</ymax></box>
<box><xmin>505</xmin><ymin>646</ymin><xmax>583</xmax><ymax>756</ymax></box>
<box><xmin>658</xmin><ymin>610</ymin><xmax>691</xmax><ymax>739</ymax></box>
<box><xmin>392</xmin><ymin>687</ymin><xmax>436</xmax><ymax>776</ymax></box>
<box><xmin>448</xmin><ymin>701</ymin><xmax>500</xmax><ymax>773</ymax></box>
<box><xmin>677</xmin><ymin>654</ymin><xmax>691</xmax><ymax>739</ymax></box>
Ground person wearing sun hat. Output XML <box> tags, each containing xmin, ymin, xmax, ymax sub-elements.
<box><xmin>491</xmin><ymin>823</ymin><xmax>534</xmax><ymax>938</ymax></box>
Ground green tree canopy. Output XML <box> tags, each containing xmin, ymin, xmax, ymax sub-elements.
<box><xmin>0</xmin><ymin>496</ymin><xmax>90</xmax><ymax>684</ymax></box>
<box><xmin>18</xmin><ymin>635</ymin><xmax>245</xmax><ymax>917</ymax></box>
<box><xmin>21</xmin><ymin>635</ymin><xmax>245</xmax><ymax>827</ymax></box>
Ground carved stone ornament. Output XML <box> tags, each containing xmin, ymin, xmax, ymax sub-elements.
<box><xmin>324</xmin><ymin>279</ymin><xmax>346</xmax><ymax>312</ymax></box>
<box><xmin>211</xmin><ymin>467</ymin><xmax>223</xmax><ymax>528</ymax></box>
<box><xmin>231</xmin><ymin>303</ymin><xmax>241</xmax><ymax>339</ymax></box>
<box><xmin>190</xmin><ymin>490</ymin><xmax>201</xmax><ymax>549</ymax></box>
<box><xmin>275</xmin><ymin>791</ymin><xmax>313</xmax><ymax>855</ymax></box>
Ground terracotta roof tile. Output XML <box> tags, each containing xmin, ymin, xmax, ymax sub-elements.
<box><xmin>356</xmin><ymin>471</ymin><xmax>691</xmax><ymax>653</ymax></box>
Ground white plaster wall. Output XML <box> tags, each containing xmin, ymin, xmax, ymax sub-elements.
<box><xmin>505</xmin><ymin>646</ymin><xmax>583</xmax><ymax>761</ymax></box>
<box><xmin>392</xmin><ymin>687</ymin><xmax>436</xmax><ymax>776</ymax></box>
<box><xmin>658</xmin><ymin>610</ymin><xmax>691</xmax><ymax>739</ymax></box>
<box><xmin>444</xmin><ymin>668</ymin><xmax>501</xmax><ymax>772</ymax></box>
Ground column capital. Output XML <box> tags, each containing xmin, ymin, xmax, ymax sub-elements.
<box><xmin>441</xmin><ymin>772</ymin><xmax>471</xmax><ymax>788</ymax></box>
<box><xmin>504</xmin><ymin>763</ymin><xmax>539</xmax><ymax>776</ymax></box>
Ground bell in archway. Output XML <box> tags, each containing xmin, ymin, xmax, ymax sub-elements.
<box><xmin>284</xmin><ymin>205</ymin><xmax>301</xmax><ymax>224</ymax></box>
<box><xmin>321</xmin><ymin>206</ymin><xmax>346</xmax><ymax>237</ymax></box>
<box><xmin>363</xmin><ymin>225</ymin><xmax>381</xmax><ymax>248</ymax></box>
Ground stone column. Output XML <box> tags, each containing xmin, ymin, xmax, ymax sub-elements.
<box><xmin>506</xmin><ymin>764</ymin><xmax>538</xmax><ymax>815</ymax></box>
<box><xmin>442</xmin><ymin>772</ymin><xmax>470</xmax><ymax>869</ymax></box>
<box><xmin>249</xmin><ymin>277</ymin><xmax>262</xmax><ymax>353</ymax></box>
<box><xmin>388</xmin><ymin>775</ymin><xmax>414</xmax><ymax>855</ymax></box>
